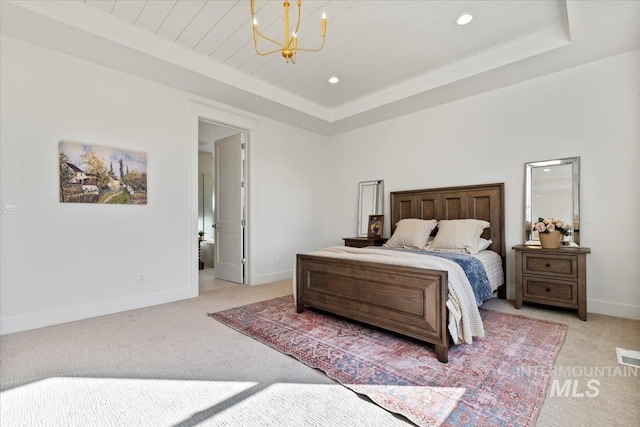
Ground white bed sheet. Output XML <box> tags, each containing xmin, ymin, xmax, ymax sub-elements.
<box><xmin>469</xmin><ymin>250</ymin><xmax>504</xmax><ymax>292</ymax></box>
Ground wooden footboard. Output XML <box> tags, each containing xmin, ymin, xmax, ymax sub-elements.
<box><xmin>296</xmin><ymin>254</ymin><xmax>450</xmax><ymax>363</ymax></box>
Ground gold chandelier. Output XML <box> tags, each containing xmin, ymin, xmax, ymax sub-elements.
<box><xmin>250</xmin><ymin>0</ymin><xmax>327</xmax><ymax>64</ymax></box>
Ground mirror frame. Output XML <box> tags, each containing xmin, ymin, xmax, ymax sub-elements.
<box><xmin>358</xmin><ymin>180</ymin><xmax>384</xmax><ymax>237</ymax></box>
<box><xmin>525</xmin><ymin>157</ymin><xmax>580</xmax><ymax>245</ymax></box>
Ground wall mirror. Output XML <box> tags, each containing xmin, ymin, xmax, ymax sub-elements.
<box><xmin>525</xmin><ymin>157</ymin><xmax>580</xmax><ymax>245</ymax></box>
<box><xmin>358</xmin><ymin>180</ymin><xmax>384</xmax><ymax>237</ymax></box>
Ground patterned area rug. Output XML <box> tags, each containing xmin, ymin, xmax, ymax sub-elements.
<box><xmin>208</xmin><ymin>296</ymin><xmax>567</xmax><ymax>426</ymax></box>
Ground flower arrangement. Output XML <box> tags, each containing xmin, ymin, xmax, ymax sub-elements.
<box><xmin>534</xmin><ymin>217</ymin><xmax>570</xmax><ymax>236</ymax></box>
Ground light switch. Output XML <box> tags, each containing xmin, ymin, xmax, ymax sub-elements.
<box><xmin>2</xmin><ymin>202</ymin><xmax>20</xmax><ymax>214</ymax></box>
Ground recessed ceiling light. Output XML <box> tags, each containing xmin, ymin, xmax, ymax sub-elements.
<box><xmin>328</xmin><ymin>76</ymin><xmax>339</xmax><ymax>84</ymax></box>
<box><xmin>457</xmin><ymin>14</ymin><xmax>473</xmax><ymax>25</ymax></box>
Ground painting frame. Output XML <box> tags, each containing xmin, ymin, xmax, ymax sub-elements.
<box><xmin>59</xmin><ymin>140</ymin><xmax>147</xmax><ymax>205</ymax></box>
<box><xmin>367</xmin><ymin>214</ymin><xmax>384</xmax><ymax>238</ymax></box>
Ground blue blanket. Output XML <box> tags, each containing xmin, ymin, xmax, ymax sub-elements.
<box><xmin>375</xmin><ymin>247</ymin><xmax>494</xmax><ymax>306</ymax></box>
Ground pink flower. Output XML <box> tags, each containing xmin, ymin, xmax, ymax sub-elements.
<box><xmin>536</xmin><ymin>217</ymin><xmax>570</xmax><ymax>236</ymax></box>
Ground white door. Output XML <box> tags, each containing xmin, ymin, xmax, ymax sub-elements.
<box><xmin>214</xmin><ymin>133</ymin><xmax>245</xmax><ymax>283</ymax></box>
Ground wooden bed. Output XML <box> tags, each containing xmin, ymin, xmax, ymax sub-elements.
<box><xmin>295</xmin><ymin>183</ymin><xmax>506</xmax><ymax>363</ymax></box>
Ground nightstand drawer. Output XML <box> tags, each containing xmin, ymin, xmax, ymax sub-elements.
<box><xmin>523</xmin><ymin>276</ymin><xmax>577</xmax><ymax>304</ymax></box>
<box><xmin>522</xmin><ymin>253</ymin><xmax>577</xmax><ymax>279</ymax></box>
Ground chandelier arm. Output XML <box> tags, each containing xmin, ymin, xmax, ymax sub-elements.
<box><xmin>254</xmin><ymin>29</ymin><xmax>285</xmax><ymax>49</ymax></box>
<box><xmin>254</xmin><ymin>47</ymin><xmax>288</xmax><ymax>56</ymax></box>
<box><xmin>293</xmin><ymin>38</ymin><xmax>326</xmax><ymax>53</ymax></box>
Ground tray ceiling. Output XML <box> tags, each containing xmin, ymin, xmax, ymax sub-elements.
<box><xmin>80</xmin><ymin>0</ymin><xmax>567</xmax><ymax>108</ymax></box>
<box><xmin>2</xmin><ymin>1</ymin><xmax>639</xmax><ymax>135</ymax></box>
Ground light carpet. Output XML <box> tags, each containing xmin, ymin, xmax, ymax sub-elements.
<box><xmin>209</xmin><ymin>295</ymin><xmax>568</xmax><ymax>426</ymax></box>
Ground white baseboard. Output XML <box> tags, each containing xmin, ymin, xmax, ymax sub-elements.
<box><xmin>0</xmin><ymin>287</ymin><xmax>197</xmax><ymax>335</ymax></box>
<box><xmin>252</xmin><ymin>270</ymin><xmax>293</xmax><ymax>285</ymax></box>
<box><xmin>587</xmin><ymin>298</ymin><xmax>640</xmax><ymax>320</ymax></box>
<box><xmin>502</xmin><ymin>287</ymin><xmax>639</xmax><ymax>320</ymax></box>
<box><xmin>7</xmin><ymin>281</ymin><xmax>632</xmax><ymax>335</ymax></box>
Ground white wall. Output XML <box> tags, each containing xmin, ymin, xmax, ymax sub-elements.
<box><xmin>253</xmin><ymin>117</ymin><xmax>331</xmax><ymax>283</ymax></box>
<box><xmin>2</xmin><ymin>33</ymin><xmax>637</xmax><ymax>336</ymax></box>
<box><xmin>0</xmin><ymin>35</ymin><xmax>330</xmax><ymax>334</ymax></box>
<box><xmin>326</xmin><ymin>49</ymin><xmax>640</xmax><ymax>319</ymax></box>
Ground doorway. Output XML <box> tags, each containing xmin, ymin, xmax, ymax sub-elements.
<box><xmin>190</xmin><ymin>101</ymin><xmax>257</xmax><ymax>295</ymax></box>
<box><xmin>198</xmin><ymin>121</ymin><xmax>246</xmax><ymax>288</ymax></box>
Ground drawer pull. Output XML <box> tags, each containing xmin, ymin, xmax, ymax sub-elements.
<box><xmin>545</xmin><ymin>263</ymin><xmax>551</xmax><ymax>268</ymax></box>
<box><xmin>545</xmin><ymin>288</ymin><xmax>551</xmax><ymax>292</ymax></box>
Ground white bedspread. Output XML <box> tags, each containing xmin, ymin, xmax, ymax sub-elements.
<box><xmin>470</xmin><ymin>250</ymin><xmax>504</xmax><ymax>292</ymax></box>
<box><xmin>297</xmin><ymin>246</ymin><xmax>485</xmax><ymax>345</ymax></box>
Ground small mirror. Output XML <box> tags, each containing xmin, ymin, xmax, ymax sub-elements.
<box><xmin>358</xmin><ymin>180</ymin><xmax>384</xmax><ymax>237</ymax></box>
<box><xmin>525</xmin><ymin>157</ymin><xmax>580</xmax><ymax>245</ymax></box>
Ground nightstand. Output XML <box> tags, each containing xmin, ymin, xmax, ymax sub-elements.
<box><xmin>343</xmin><ymin>237</ymin><xmax>388</xmax><ymax>248</ymax></box>
<box><xmin>513</xmin><ymin>245</ymin><xmax>591</xmax><ymax>321</ymax></box>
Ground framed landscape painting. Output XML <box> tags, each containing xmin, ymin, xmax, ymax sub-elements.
<box><xmin>59</xmin><ymin>141</ymin><xmax>147</xmax><ymax>204</ymax></box>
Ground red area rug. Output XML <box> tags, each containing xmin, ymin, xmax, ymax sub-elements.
<box><xmin>208</xmin><ymin>296</ymin><xmax>566</xmax><ymax>426</ymax></box>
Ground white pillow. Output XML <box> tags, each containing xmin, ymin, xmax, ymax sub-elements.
<box><xmin>474</xmin><ymin>238</ymin><xmax>493</xmax><ymax>252</ymax></box>
<box><xmin>384</xmin><ymin>219</ymin><xmax>438</xmax><ymax>249</ymax></box>
<box><xmin>430</xmin><ymin>219</ymin><xmax>490</xmax><ymax>254</ymax></box>
<box><xmin>427</xmin><ymin>238</ymin><xmax>492</xmax><ymax>254</ymax></box>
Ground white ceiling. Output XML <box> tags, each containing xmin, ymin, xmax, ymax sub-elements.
<box><xmin>2</xmin><ymin>1</ymin><xmax>639</xmax><ymax>135</ymax></box>
<box><xmin>76</xmin><ymin>0</ymin><xmax>568</xmax><ymax>108</ymax></box>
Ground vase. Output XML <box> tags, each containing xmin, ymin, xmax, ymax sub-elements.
<box><xmin>539</xmin><ymin>230</ymin><xmax>562</xmax><ymax>249</ymax></box>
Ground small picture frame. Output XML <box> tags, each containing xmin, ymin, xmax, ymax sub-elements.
<box><xmin>368</xmin><ymin>215</ymin><xmax>384</xmax><ymax>238</ymax></box>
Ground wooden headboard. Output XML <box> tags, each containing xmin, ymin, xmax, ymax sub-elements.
<box><xmin>390</xmin><ymin>183</ymin><xmax>506</xmax><ymax>266</ymax></box>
